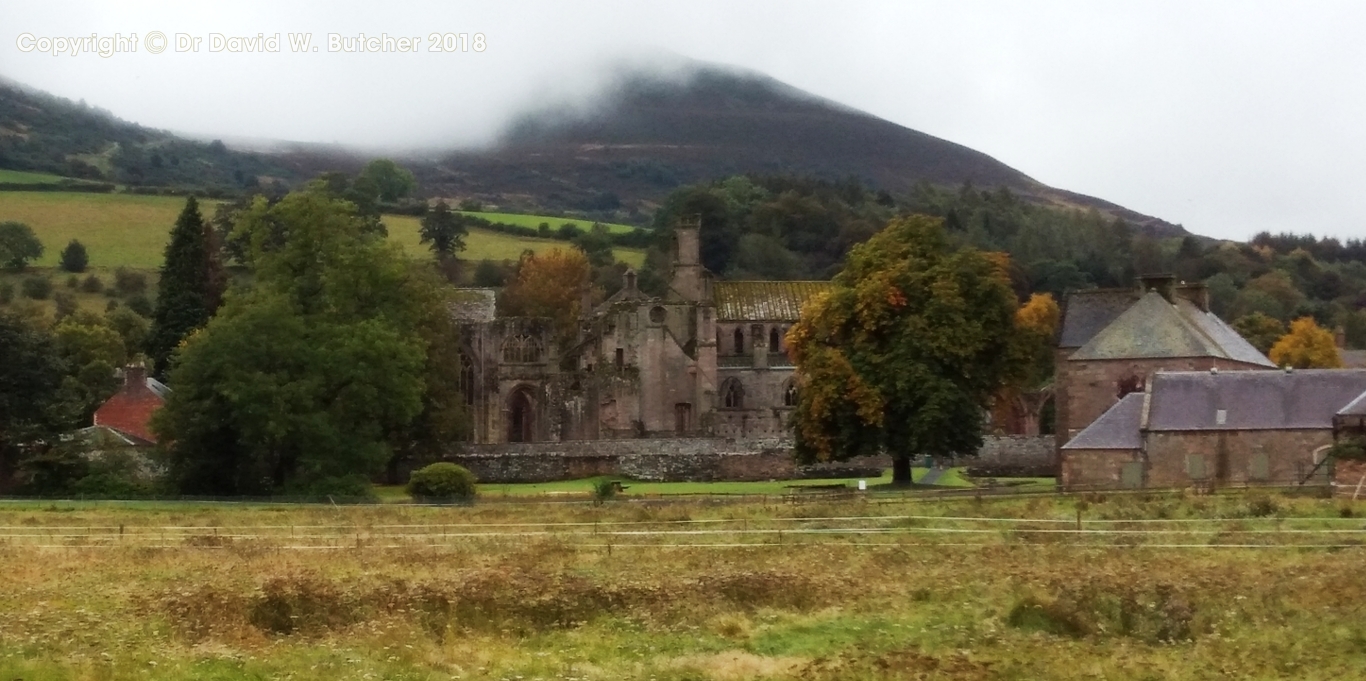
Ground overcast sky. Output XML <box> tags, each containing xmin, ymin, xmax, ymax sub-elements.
<box><xmin>2</xmin><ymin>1</ymin><xmax>1364</xmax><ymax>242</ymax></box>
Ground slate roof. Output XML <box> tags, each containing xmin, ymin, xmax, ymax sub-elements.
<box><xmin>713</xmin><ymin>281</ymin><xmax>832</xmax><ymax>322</ymax></box>
<box><xmin>1061</xmin><ymin>392</ymin><xmax>1145</xmax><ymax>450</ymax></box>
<box><xmin>1146</xmin><ymin>369</ymin><xmax>1366</xmax><ymax>431</ymax></box>
<box><xmin>1058</xmin><ymin>289</ymin><xmax>1138</xmax><ymax>348</ymax></box>
<box><xmin>449</xmin><ymin>288</ymin><xmax>497</xmax><ymax>323</ymax></box>
<box><xmin>1069</xmin><ymin>292</ymin><xmax>1275</xmax><ymax>366</ymax></box>
<box><xmin>1336</xmin><ymin>390</ymin><xmax>1366</xmax><ymax>417</ymax></box>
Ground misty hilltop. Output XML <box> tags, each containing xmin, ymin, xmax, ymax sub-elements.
<box><xmin>0</xmin><ymin>61</ymin><xmax>1179</xmax><ymax>235</ymax></box>
<box><xmin>419</xmin><ymin>63</ymin><xmax>1182</xmax><ymax>235</ymax></box>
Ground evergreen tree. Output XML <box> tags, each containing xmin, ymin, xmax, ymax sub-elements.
<box><xmin>146</xmin><ymin>197</ymin><xmax>221</xmax><ymax>375</ymax></box>
<box><xmin>58</xmin><ymin>239</ymin><xmax>88</xmax><ymax>273</ymax></box>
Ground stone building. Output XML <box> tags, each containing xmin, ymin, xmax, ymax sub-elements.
<box><xmin>1054</xmin><ymin>275</ymin><xmax>1276</xmax><ymax>452</ymax></box>
<box><xmin>91</xmin><ymin>364</ymin><xmax>170</xmax><ymax>445</ymax></box>
<box><xmin>452</xmin><ymin>222</ymin><xmax>830</xmax><ymax>444</ymax></box>
<box><xmin>1061</xmin><ymin>368</ymin><xmax>1366</xmax><ymax>489</ymax></box>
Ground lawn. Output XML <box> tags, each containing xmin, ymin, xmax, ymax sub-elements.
<box><xmin>459</xmin><ymin>210</ymin><xmax>640</xmax><ymax>234</ymax></box>
<box><xmin>0</xmin><ymin>490</ymin><xmax>1362</xmax><ymax>680</ymax></box>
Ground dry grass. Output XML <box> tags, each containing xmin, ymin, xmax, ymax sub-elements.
<box><xmin>1</xmin><ymin>492</ymin><xmax>1365</xmax><ymax>679</ymax></box>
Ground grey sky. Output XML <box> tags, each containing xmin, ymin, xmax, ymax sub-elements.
<box><xmin>2</xmin><ymin>1</ymin><xmax>1364</xmax><ymax>242</ymax></box>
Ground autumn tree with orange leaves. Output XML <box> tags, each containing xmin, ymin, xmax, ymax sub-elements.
<box><xmin>786</xmin><ymin>215</ymin><xmax>1024</xmax><ymax>485</ymax></box>
<box><xmin>1269</xmin><ymin>317</ymin><xmax>1343</xmax><ymax>369</ymax></box>
<box><xmin>499</xmin><ymin>247</ymin><xmax>595</xmax><ymax>344</ymax></box>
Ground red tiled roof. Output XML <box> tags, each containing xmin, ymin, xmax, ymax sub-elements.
<box><xmin>93</xmin><ymin>370</ymin><xmax>166</xmax><ymax>444</ymax></box>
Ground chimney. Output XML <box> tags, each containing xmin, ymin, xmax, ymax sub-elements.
<box><xmin>623</xmin><ymin>268</ymin><xmax>638</xmax><ymax>293</ymax></box>
<box><xmin>675</xmin><ymin>214</ymin><xmax>701</xmax><ymax>267</ymax></box>
<box><xmin>1174</xmin><ymin>282</ymin><xmax>1210</xmax><ymax>312</ymax></box>
<box><xmin>123</xmin><ymin>364</ymin><xmax>147</xmax><ymax>391</ymax></box>
<box><xmin>1138</xmin><ymin>274</ymin><xmax>1177</xmax><ymax>303</ymax></box>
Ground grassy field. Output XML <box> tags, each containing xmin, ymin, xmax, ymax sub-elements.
<box><xmin>384</xmin><ymin>214</ymin><xmax>646</xmax><ymax>267</ymax></box>
<box><xmin>0</xmin><ymin>169</ymin><xmax>73</xmax><ymax>184</ymax></box>
<box><xmin>459</xmin><ymin>210</ymin><xmax>640</xmax><ymax>235</ymax></box>
<box><xmin>0</xmin><ymin>191</ymin><xmax>646</xmax><ymax>273</ymax></box>
<box><xmin>0</xmin><ymin>489</ymin><xmax>1362</xmax><ymax>680</ymax></box>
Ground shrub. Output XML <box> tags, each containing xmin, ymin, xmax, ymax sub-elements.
<box><xmin>21</xmin><ymin>276</ymin><xmax>52</xmax><ymax>300</ymax></box>
<box><xmin>407</xmin><ymin>462</ymin><xmax>477</xmax><ymax>502</ymax></box>
<box><xmin>126</xmin><ymin>293</ymin><xmax>153</xmax><ymax>317</ymax></box>
<box><xmin>66</xmin><ymin>274</ymin><xmax>79</xmax><ymax>289</ymax></box>
<box><xmin>0</xmin><ymin>281</ymin><xmax>12</xmax><ymax>304</ymax></box>
<box><xmin>592</xmin><ymin>478</ymin><xmax>619</xmax><ymax>505</ymax></box>
<box><xmin>53</xmin><ymin>291</ymin><xmax>77</xmax><ymax>320</ymax></box>
<box><xmin>113</xmin><ymin>267</ymin><xmax>147</xmax><ymax>295</ymax></box>
<box><xmin>81</xmin><ymin>274</ymin><xmax>104</xmax><ymax>293</ymax></box>
<box><xmin>1329</xmin><ymin>436</ymin><xmax>1366</xmax><ymax>462</ymax></box>
<box><xmin>59</xmin><ymin>239</ymin><xmax>89</xmax><ymax>273</ymax></box>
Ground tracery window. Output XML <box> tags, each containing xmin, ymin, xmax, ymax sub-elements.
<box><xmin>502</xmin><ymin>334</ymin><xmax>543</xmax><ymax>363</ymax></box>
<box><xmin>721</xmin><ymin>378</ymin><xmax>745</xmax><ymax>409</ymax></box>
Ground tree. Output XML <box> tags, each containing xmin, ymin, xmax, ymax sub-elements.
<box><xmin>1232</xmin><ymin>312</ymin><xmax>1286</xmax><ymax>355</ymax></box>
<box><xmin>58</xmin><ymin>239</ymin><xmax>89</xmax><ymax>273</ymax></box>
<box><xmin>153</xmin><ymin>187</ymin><xmax>452</xmax><ymax>496</ymax></box>
<box><xmin>786</xmin><ymin>215</ymin><xmax>1023</xmax><ymax>485</ymax></box>
<box><xmin>499</xmin><ymin>248</ymin><xmax>593</xmax><ymax>344</ymax></box>
<box><xmin>146</xmin><ymin>197</ymin><xmax>222</xmax><ymax>376</ymax></box>
<box><xmin>0</xmin><ymin>221</ymin><xmax>43</xmax><ymax>270</ymax></box>
<box><xmin>418</xmin><ymin>200</ymin><xmax>468</xmax><ymax>281</ymax></box>
<box><xmin>0</xmin><ymin>314</ymin><xmax>66</xmax><ymax>481</ymax></box>
<box><xmin>356</xmin><ymin>159</ymin><xmax>417</xmax><ymax>203</ymax></box>
<box><xmin>1269</xmin><ymin>317</ymin><xmax>1343</xmax><ymax>369</ymax></box>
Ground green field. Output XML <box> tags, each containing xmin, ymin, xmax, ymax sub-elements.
<box><xmin>0</xmin><ymin>489</ymin><xmax>1362</xmax><ymax>680</ymax></box>
<box><xmin>459</xmin><ymin>210</ymin><xmax>640</xmax><ymax>234</ymax></box>
<box><xmin>0</xmin><ymin>169</ymin><xmax>73</xmax><ymax>184</ymax></box>
<box><xmin>0</xmin><ymin>192</ymin><xmax>645</xmax><ymax>271</ymax></box>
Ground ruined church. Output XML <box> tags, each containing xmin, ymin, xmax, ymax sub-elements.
<box><xmin>450</xmin><ymin>220</ymin><xmax>830</xmax><ymax>444</ymax></box>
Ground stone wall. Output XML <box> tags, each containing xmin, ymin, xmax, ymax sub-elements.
<box><xmin>1335</xmin><ymin>460</ymin><xmax>1366</xmax><ymax>497</ymax></box>
<box><xmin>1145</xmin><ymin>428</ymin><xmax>1332</xmax><ymax>488</ymax></box>
<box><xmin>408</xmin><ymin>434</ymin><xmax>1054</xmax><ymax>484</ymax></box>
<box><xmin>1060</xmin><ymin>448</ymin><xmax>1142</xmax><ymax>489</ymax></box>
<box><xmin>969</xmin><ymin>435</ymin><xmax>1055</xmax><ymax>476</ymax></box>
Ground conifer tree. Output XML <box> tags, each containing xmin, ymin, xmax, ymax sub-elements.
<box><xmin>146</xmin><ymin>197</ymin><xmax>221</xmax><ymax>375</ymax></box>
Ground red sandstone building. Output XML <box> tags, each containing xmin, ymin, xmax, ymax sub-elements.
<box><xmin>91</xmin><ymin>365</ymin><xmax>169</xmax><ymax>445</ymax></box>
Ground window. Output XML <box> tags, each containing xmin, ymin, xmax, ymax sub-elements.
<box><xmin>783</xmin><ymin>380</ymin><xmax>798</xmax><ymax>407</ymax></box>
<box><xmin>721</xmin><ymin>379</ymin><xmax>744</xmax><ymax>409</ymax></box>
<box><xmin>769</xmin><ymin>327</ymin><xmax>780</xmax><ymax>352</ymax></box>
<box><xmin>733</xmin><ymin>328</ymin><xmax>745</xmax><ymax>355</ymax></box>
<box><xmin>459</xmin><ymin>353</ymin><xmax>476</xmax><ymax>405</ymax></box>
<box><xmin>615</xmin><ymin>348</ymin><xmax>624</xmax><ymax>369</ymax></box>
<box><xmin>502</xmin><ymin>334</ymin><xmax>543</xmax><ymax>363</ymax></box>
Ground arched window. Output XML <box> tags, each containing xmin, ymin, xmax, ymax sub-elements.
<box><xmin>721</xmin><ymin>379</ymin><xmax>745</xmax><ymax>409</ymax></box>
<box><xmin>502</xmin><ymin>334</ymin><xmax>543</xmax><ymax>363</ymax></box>
<box><xmin>733</xmin><ymin>328</ymin><xmax>745</xmax><ymax>355</ymax></box>
<box><xmin>783</xmin><ymin>380</ymin><xmax>798</xmax><ymax>407</ymax></box>
<box><xmin>769</xmin><ymin>327</ymin><xmax>780</xmax><ymax>352</ymax></box>
<box><xmin>459</xmin><ymin>353</ymin><xmax>476</xmax><ymax>405</ymax></box>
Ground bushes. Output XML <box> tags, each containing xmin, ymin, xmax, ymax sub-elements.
<box><xmin>21</xmin><ymin>275</ymin><xmax>52</xmax><ymax>300</ymax></box>
<box><xmin>0</xmin><ymin>281</ymin><xmax>12</xmax><ymax>304</ymax></box>
<box><xmin>81</xmin><ymin>274</ymin><xmax>104</xmax><ymax>293</ymax></box>
<box><xmin>114</xmin><ymin>267</ymin><xmax>148</xmax><ymax>295</ymax></box>
<box><xmin>59</xmin><ymin>239</ymin><xmax>89</xmax><ymax>272</ymax></box>
<box><xmin>407</xmin><ymin>463</ymin><xmax>477</xmax><ymax>502</ymax></box>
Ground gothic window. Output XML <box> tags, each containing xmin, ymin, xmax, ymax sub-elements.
<box><xmin>459</xmin><ymin>353</ymin><xmax>476</xmax><ymax>405</ymax></box>
<box><xmin>502</xmin><ymin>334</ymin><xmax>543</xmax><ymax>363</ymax></box>
<box><xmin>721</xmin><ymin>379</ymin><xmax>745</xmax><ymax>409</ymax></box>
<box><xmin>733</xmin><ymin>328</ymin><xmax>745</xmax><ymax>355</ymax></box>
<box><xmin>769</xmin><ymin>327</ymin><xmax>780</xmax><ymax>352</ymax></box>
<box><xmin>783</xmin><ymin>380</ymin><xmax>798</xmax><ymax>407</ymax></box>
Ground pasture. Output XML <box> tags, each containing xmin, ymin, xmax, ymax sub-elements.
<box><xmin>0</xmin><ymin>488</ymin><xmax>1363</xmax><ymax>680</ymax></box>
<box><xmin>458</xmin><ymin>210</ymin><xmax>640</xmax><ymax>235</ymax></box>
<box><xmin>0</xmin><ymin>192</ymin><xmax>646</xmax><ymax>270</ymax></box>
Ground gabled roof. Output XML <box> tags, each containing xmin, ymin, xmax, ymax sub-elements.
<box><xmin>1147</xmin><ymin>369</ymin><xmax>1366</xmax><ymax>431</ymax></box>
<box><xmin>1058</xmin><ymin>289</ymin><xmax>1138</xmax><ymax>348</ymax></box>
<box><xmin>713</xmin><ymin>281</ymin><xmax>832</xmax><ymax>322</ymax></box>
<box><xmin>449</xmin><ymin>288</ymin><xmax>496</xmax><ymax>323</ymax></box>
<box><xmin>1069</xmin><ymin>292</ymin><xmax>1274</xmax><ymax>366</ymax></box>
<box><xmin>1336</xmin><ymin>390</ymin><xmax>1366</xmax><ymax>417</ymax></box>
<box><xmin>1062</xmin><ymin>392</ymin><xmax>1144</xmax><ymax>450</ymax></box>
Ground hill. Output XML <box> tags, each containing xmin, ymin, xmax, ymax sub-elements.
<box><xmin>419</xmin><ymin>64</ymin><xmax>1184</xmax><ymax>236</ymax></box>
<box><xmin>0</xmin><ymin>79</ymin><xmax>297</xmax><ymax>192</ymax></box>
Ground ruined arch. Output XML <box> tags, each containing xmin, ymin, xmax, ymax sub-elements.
<box><xmin>507</xmin><ymin>386</ymin><xmax>536</xmax><ymax>443</ymax></box>
<box><xmin>721</xmin><ymin>378</ymin><xmax>745</xmax><ymax>409</ymax></box>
